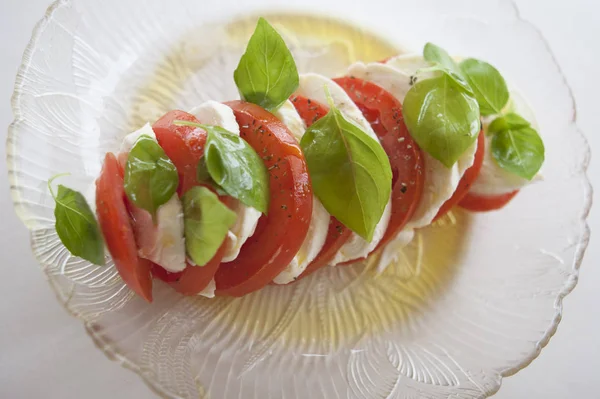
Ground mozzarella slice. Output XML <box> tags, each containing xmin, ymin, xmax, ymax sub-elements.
<box><xmin>272</xmin><ymin>100</ymin><xmax>329</xmax><ymax>284</ymax></box>
<box><xmin>189</xmin><ymin>101</ymin><xmax>262</xmax><ymax>264</ymax></box>
<box><xmin>469</xmin><ymin>90</ymin><xmax>541</xmax><ymax>196</ymax></box>
<box><xmin>120</xmin><ymin>124</ymin><xmax>186</xmax><ymax>273</ymax></box>
<box><xmin>349</xmin><ymin>57</ymin><xmax>477</xmax><ymax>229</ymax></box>
<box><xmin>294</xmin><ymin>74</ymin><xmax>393</xmax><ymax>265</ymax></box>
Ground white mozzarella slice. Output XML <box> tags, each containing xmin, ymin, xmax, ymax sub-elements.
<box><xmin>189</xmin><ymin>101</ymin><xmax>262</xmax><ymax>263</ymax></box>
<box><xmin>294</xmin><ymin>74</ymin><xmax>393</xmax><ymax>265</ymax></box>
<box><xmin>272</xmin><ymin>100</ymin><xmax>329</xmax><ymax>284</ymax></box>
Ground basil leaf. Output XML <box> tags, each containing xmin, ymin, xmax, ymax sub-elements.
<box><xmin>124</xmin><ymin>135</ymin><xmax>179</xmax><ymax>219</ymax></box>
<box><xmin>300</xmin><ymin>104</ymin><xmax>392</xmax><ymax>241</ymax></box>
<box><xmin>491</xmin><ymin>126</ymin><xmax>544</xmax><ymax>180</ymax></box>
<box><xmin>234</xmin><ymin>17</ymin><xmax>299</xmax><ymax>111</ymax></box>
<box><xmin>488</xmin><ymin>112</ymin><xmax>531</xmax><ymax>135</ymax></box>
<box><xmin>49</xmin><ymin>177</ymin><xmax>105</xmax><ymax>266</ymax></box>
<box><xmin>183</xmin><ymin>186</ymin><xmax>237</xmax><ymax>266</ymax></box>
<box><xmin>403</xmin><ymin>74</ymin><xmax>480</xmax><ymax>167</ymax></box>
<box><xmin>175</xmin><ymin>121</ymin><xmax>269</xmax><ymax>213</ymax></box>
<box><xmin>460</xmin><ymin>58</ymin><xmax>509</xmax><ymax>116</ymax></box>
<box><xmin>422</xmin><ymin>42</ymin><xmax>472</xmax><ymax>94</ymax></box>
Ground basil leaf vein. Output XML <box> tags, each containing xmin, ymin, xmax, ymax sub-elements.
<box><xmin>124</xmin><ymin>135</ymin><xmax>179</xmax><ymax>219</ymax></box>
<box><xmin>49</xmin><ymin>176</ymin><xmax>105</xmax><ymax>265</ymax></box>
<box><xmin>234</xmin><ymin>17</ymin><xmax>299</xmax><ymax>111</ymax></box>
<box><xmin>300</xmin><ymin>103</ymin><xmax>392</xmax><ymax>241</ymax></box>
<box><xmin>183</xmin><ymin>186</ymin><xmax>237</xmax><ymax>266</ymax></box>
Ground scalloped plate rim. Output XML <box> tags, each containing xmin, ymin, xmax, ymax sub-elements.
<box><xmin>5</xmin><ymin>0</ymin><xmax>593</xmax><ymax>398</ymax></box>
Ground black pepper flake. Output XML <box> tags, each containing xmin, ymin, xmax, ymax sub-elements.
<box><xmin>311</xmin><ymin>116</ymin><xmax>318</xmax><ymax>124</ymax></box>
<box><xmin>307</xmin><ymin>99</ymin><xmax>312</xmax><ymax>104</ymax></box>
<box><xmin>400</xmin><ymin>185</ymin><xmax>408</xmax><ymax>194</ymax></box>
<box><xmin>409</xmin><ymin>75</ymin><xmax>417</xmax><ymax>85</ymax></box>
<box><xmin>292</xmin><ymin>97</ymin><xmax>298</xmax><ymax>103</ymax></box>
<box><xmin>281</xmin><ymin>204</ymin><xmax>288</xmax><ymax>210</ymax></box>
<box><xmin>287</xmin><ymin>214</ymin><xmax>292</xmax><ymax>218</ymax></box>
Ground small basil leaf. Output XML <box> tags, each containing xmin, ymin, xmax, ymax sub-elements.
<box><xmin>488</xmin><ymin>112</ymin><xmax>531</xmax><ymax>135</ymax></box>
<box><xmin>234</xmin><ymin>17</ymin><xmax>299</xmax><ymax>111</ymax></box>
<box><xmin>460</xmin><ymin>58</ymin><xmax>509</xmax><ymax>116</ymax></box>
<box><xmin>183</xmin><ymin>186</ymin><xmax>237</xmax><ymax>266</ymax></box>
<box><xmin>49</xmin><ymin>178</ymin><xmax>105</xmax><ymax>266</ymax></box>
<box><xmin>422</xmin><ymin>43</ymin><xmax>472</xmax><ymax>94</ymax></box>
<box><xmin>175</xmin><ymin>120</ymin><xmax>270</xmax><ymax>213</ymax></box>
<box><xmin>124</xmin><ymin>135</ymin><xmax>179</xmax><ymax>219</ymax></box>
<box><xmin>403</xmin><ymin>74</ymin><xmax>480</xmax><ymax>167</ymax></box>
<box><xmin>300</xmin><ymin>104</ymin><xmax>392</xmax><ymax>241</ymax></box>
<box><xmin>491</xmin><ymin>126</ymin><xmax>544</xmax><ymax>180</ymax></box>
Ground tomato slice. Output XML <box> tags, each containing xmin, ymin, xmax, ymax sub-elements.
<box><xmin>333</xmin><ymin>76</ymin><xmax>425</xmax><ymax>255</ymax></box>
<box><xmin>96</xmin><ymin>153</ymin><xmax>153</xmax><ymax>302</ymax></box>
<box><xmin>433</xmin><ymin>129</ymin><xmax>485</xmax><ymax>221</ymax></box>
<box><xmin>214</xmin><ymin>101</ymin><xmax>313</xmax><ymax>296</ymax></box>
<box><xmin>153</xmin><ymin>110</ymin><xmax>207</xmax><ymax>195</ymax></box>
<box><xmin>459</xmin><ymin>190</ymin><xmax>519</xmax><ymax>212</ymax></box>
<box><xmin>150</xmin><ymin>243</ymin><xmax>225</xmax><ymax>295</ymax></box>
<box><xmin>288</xmin><ymin>95</ymin><xmax>353</xmax><ymax>280</ymax></box>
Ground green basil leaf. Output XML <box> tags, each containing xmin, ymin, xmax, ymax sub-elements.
<box><xmin>488</xmin><ymin>112</ymin><xmax>531</xmax><ymax>135</ymax></box>
<box><xmin>491</xmin><ymin>125</ymin><xmax>544</xmax><ymax>180</ymax></box>
<box><xmin>124</xmin><ymin>135</ymin><xmax>179</xmax><ymax>219</ymax></box>
<box><xmin>49</xmin><ymin>177</ymin><xmax>105</xmax><ymax>266</ymax></box>
<box><xmin>175</xmin><ymin>120</ymin><xmax>269</xmax><ymax>213</ymax></box>
<box><xmin>234</xmin><ymin>17</ymin><xmax>299</xmax><ymax>111</ymax></box>
<box><xmin>182</xmin><ymin>186</ymin><xmax>237</xmax><ymax>266</ymax></box>
<box><xmin>196</xmin><ymin>157</ymin><xmax>212</xmax><ymax>183</ymax></box>
<box><xmin>422</xmin><ymin>42</ymin><xmax>472</xmax><ymax>94</ymax></box>
<box><xmin>459</xmin><ymin>58</ymin><xmax>509</xmax><ymax>116</ymax></box>
<box><xmin>300</xmin><ymin>103</ymin><xmax>392</xmax><ymax>241</ymax></box>
<box><xmin>403</xmin><ymin>74</ymin><xmax>480</xmax><ymax>167</ymax></box>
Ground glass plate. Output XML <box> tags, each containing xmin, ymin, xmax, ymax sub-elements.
<box><xmin>7</xmin><ymin>0</ymin><xmax>591</xmax><ymax>397</ymax></box>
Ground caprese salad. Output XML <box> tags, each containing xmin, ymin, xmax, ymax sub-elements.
<box><xmin>49</xmin><ymin>18</ymin><xmax>544</xmax><ymax>302</ymax></box>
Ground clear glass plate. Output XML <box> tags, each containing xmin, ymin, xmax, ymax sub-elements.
<box><xmin>7</xmin><ymin>0</ymin><xmax>591</xmax><ymax>397</ymax></box>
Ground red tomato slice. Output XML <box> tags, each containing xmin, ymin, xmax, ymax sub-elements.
<box><xmin>151</xmin><ymin>243</ymin><xmax>226</xmax><ymax>295</ymax></box>
<box><xmin>459</xmin><ymin>190</ymin><xmax>519</xmax><ymax>212</ymax></box>
<box><xmin>96</xmin><ymin>153</ymin><xmax>153</xmax><ymax>302</ymax></box>
<box><xmin>153</xmin><ymin>110</ymin><xmax>207</xmax><ymax>195</ymax></box>
<box><xmin>289</xmin><ymin>95</ymin><xmax>353</xmax><ymax>280</ymax></box>
<box><xmin>333</xmin><ymin>76</ymin><xmax>425</xmax><ymax>256</ymax></box>
<box><xmin>433</xmin><ymin>129</ymin><xmax>485</xmax><ymax>221</ymax></box>
<box><xmin>214</xmin><ymin>101</ymin><xmax>313</xmax><ymax>297</ymax></box>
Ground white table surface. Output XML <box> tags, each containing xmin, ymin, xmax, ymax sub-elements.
<box><xmin>1</xmin><ymin>0</ymin><xmax>598</xmax><ymax>398</ymax></box>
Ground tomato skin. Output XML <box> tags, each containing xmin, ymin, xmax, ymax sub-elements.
<box><xmin>96</xmin><ymin>153</ymin><xmax>153</xmax><ymax>302</ymax></box>
<box><xmin>433</xmin><ymin>129</ymin><xmax>485</xmax><ymax>221</ymax></box>
<box><xmin>288</xmin><ymin>95</ymin><xmax>353</xmax><ymax>280</ymax></box>
<box><xmin>333</xmin><ymin>76</ymin><xmax>425</xmax><ymax>255</ymax></box>
<box><xmin>214</xmin><ymin>101</ymin><xmax>312</xmax><ymax>297</ymax></box>
<box><xmin>153</xmin><ymin>110</ymin><xmax>207</xmax><ymax>195</ymax></box>
<box><xmin>459</xmin><ymin>190</ymin><xmax>519</xmax><ymax>212</ymax></box>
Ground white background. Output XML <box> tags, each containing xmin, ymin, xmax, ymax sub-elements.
<box><xmin>0</xmin><ymin>0</ymin><xmax>598</xmax><ymax>397</ymax></box>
